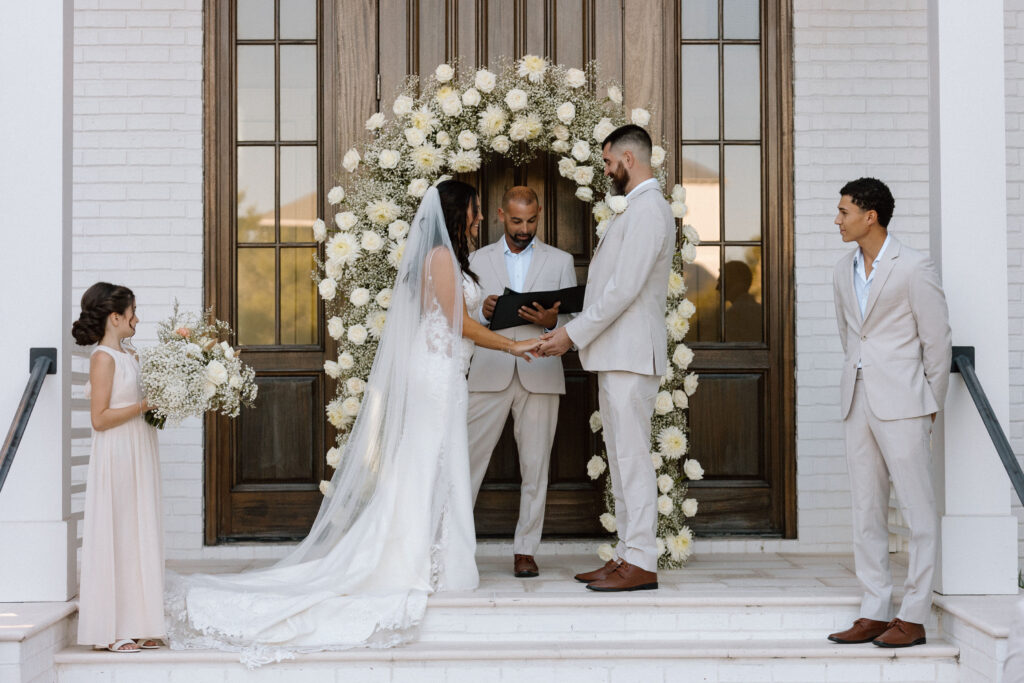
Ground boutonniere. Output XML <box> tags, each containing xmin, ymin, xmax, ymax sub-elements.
<box><xmin>606</xmin><ymin>195</ymin><xmax>629</xmax><ymax>214</ymax></box>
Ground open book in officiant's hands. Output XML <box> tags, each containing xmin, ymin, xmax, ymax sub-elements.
<box><xmin>488</xmin><ymin>285</ymin><xmax>586</xmax><ymax>331</ymax></box>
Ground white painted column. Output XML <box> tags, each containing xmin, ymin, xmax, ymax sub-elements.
<box><xmin>928</xmin><ymin>0</ymin><xmax>1018</xmax><ymax>595</ymax></box>
<box><xmin>0</xmin><ymin>1</ymin><xmax>75</xmax><ymax>601</ymax></box>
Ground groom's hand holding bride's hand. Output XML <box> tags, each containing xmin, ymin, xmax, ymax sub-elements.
<box><xmin>537</xmin><ymin>327</ymin><xmax>573</xmax><ymax>357</ymax></box>
<box><xmin>510</xmin><ymin>338</ymin><xmax>543</xmax><ymax>361</ymax></box>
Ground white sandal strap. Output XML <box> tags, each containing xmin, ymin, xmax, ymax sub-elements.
<box><xmin>108</xmin><ymin>639</ymin><xmax>139</xmax><ymax>652</ymax></box>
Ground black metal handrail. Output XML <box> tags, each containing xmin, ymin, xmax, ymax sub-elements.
<box><xmin>952</xmin><ymin>346</ymin><xmax>1024</xmax><ymax>507</ymax></box>
<box><xmin>0</xmin><ymin>348</ymin><xmax>57</xmax><ymax>494</ymax></box>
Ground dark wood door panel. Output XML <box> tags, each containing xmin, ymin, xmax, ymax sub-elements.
<box><xmin>237</xmin><ymin>375</ymin><xmax>323</xmax><ymax>485</ymax></box>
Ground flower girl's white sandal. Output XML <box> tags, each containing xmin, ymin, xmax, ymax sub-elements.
<box><xmin>105</xmin><ymin>639</ymin><xmax>140</xmax><ymax>653</ymax></box>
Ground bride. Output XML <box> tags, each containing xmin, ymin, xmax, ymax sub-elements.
<box><xmin>166</xmin><ymin>180</ymin><xmax>541</xmax><ymax>665</ymax></box>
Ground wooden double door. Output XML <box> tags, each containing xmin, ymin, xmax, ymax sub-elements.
<box><xmin>205</xmin><ymin>0</ymin><xmax>795</xmax><ymax>544</ymax></box>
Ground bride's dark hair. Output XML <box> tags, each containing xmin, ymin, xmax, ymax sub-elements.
<box><xmin>72</xmin><ymin>282</ymin><xmax>135</xmax><ymax>346</ymax></box>
<box><xmin>436</xmin><ymin>179</ymin><xmax>480</xmax><ymax>283</ymax></box>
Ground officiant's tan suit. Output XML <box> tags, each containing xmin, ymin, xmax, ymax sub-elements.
<box><xmin>833</xmin><ymin>235</ymin><xmax>951</xmax><ymax>625</ymax></box>
<box><xmin>564</xmin><ymin>180</ymin><xmax>675</xmax><ymax>572</ymax></box>
<box><xmin>467</xmin><ymin>236</ymin><xmax>576</xmax><ymax>555</ymax></box>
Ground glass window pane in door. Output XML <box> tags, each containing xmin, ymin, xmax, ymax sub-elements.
<box><xmin>685</xmin><ymin>245</ymin><xmax>722</xmax><ymax>343</ymax></box>
<box><xmin>681</xmin><ymin>45</ymin><xmax>719</xmax><ymax>140</ymax></box>
<box><xmin>280</xmin><ymin>146</ymin><xmax>317</xmax><ymax>242</ymax></box>
<box><xmin>681</xmin><ymin>145</ymin><xmax>721</xmax><ymax>242</ymax></box>
<box><xmin>723</xmin><ymin>245</ymin><xmax>762</xmax><ymax>342</ymax></box>
<box><xmin>280</xmin><ymin>247</ymin><xmax>317</xmax><ymax>345</ymax></box>
<box><xmin>724</xmin><ymin>0</ymin><xmax>759</xmax><ymax>39</ymax></box>
<box><xmin>280</xmin><ymin>0</ymin><xmax>317</xmax><ymax>39</ymax></box>
<box><xmin>238</xmin><ymin>248</ymin><xmax>277</xmax><ymax>345</ymax></box>
<box><xmin>723</xmin><ymin>45</ymin><xmax>760</xmax><ymax>140</ymax></box>
<box><xmin>237</xmin><ymin>45</ymin><xmax>275</xmax><ymax>141</ymax></box>
<box><xmin>237</xmin><ymin>146</ymin><xmax>276</xmax><ymax>243</ymax></box>
<box><xmin>723</xmin><ymin>145</ymin><xmax>761</xmax><ymax>241</ymax></box>
<box><xmin>237</xmin><ymin>0</ymin><xmax>274</xmax><ymax>39</ymax></box>
<box><xmin>280</xmin><ymin>45</ymin><xmax>317</xmax><ymax>140</ymax></box>
<box><xmin>681</xmin><ymin>0</ymin><xmax>718</xmax><ymax>39</ymax></box>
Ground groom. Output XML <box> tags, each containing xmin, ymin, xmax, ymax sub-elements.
<box><xmin>538</xmin><ymin>125</ymin><xmax>675</xmax><ymax>592</ymax></box>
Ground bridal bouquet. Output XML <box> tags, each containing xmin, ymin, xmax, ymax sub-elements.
<box><xmin>138</xmin><ymin>303</ymin><xmax>258</xmax><ymax>428</ymax></box>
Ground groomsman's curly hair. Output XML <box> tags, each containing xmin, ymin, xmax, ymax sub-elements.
<box><xmin>840</xmin><ymin>177</ymin><xmax>895</xmax><ymax>228</ymax></box>
<box><xmin>602</xmin><ymin>124</ymin><xmax>652</xmax><ymax>164</ymax></box>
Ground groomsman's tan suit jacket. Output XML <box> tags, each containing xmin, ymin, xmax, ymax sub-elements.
<box><xmin>565</xmin><ymin>182</ymin><xmax>676</xmax><ymax>375</ymax></box>
<box><xmin>467</xmin><ymin>237</ymin><xmax>576</xmax><ymax>394</ymax></box>
<box><xmin>832</xmin><ymin>236</ymin><xmax>952</xmax><ymax>420</ymax></box>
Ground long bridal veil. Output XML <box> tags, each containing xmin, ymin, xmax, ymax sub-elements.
<box><xmin>165</xmin><ymin>186</ymin><xmax>477</xmax><ymax>666</ymax></box>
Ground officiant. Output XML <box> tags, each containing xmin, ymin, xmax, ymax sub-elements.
<box><xmin>467</xmin><ymin>186</ymin><xmax>577</xmax><ymax>578</ymax></box>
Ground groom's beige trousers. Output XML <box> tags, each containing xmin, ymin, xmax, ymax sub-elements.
<box><xmin>599</xmin><ymin>370</ymin><xmax>660</xmax><ymax>572</ymax></box>
<box><xmin>467</xmin><ymin>369</ymin><xmax>559</xmax><ymax>556</ymax></box>
<box><xmin>846</xmin><ymin>372</ymin><xmax>937</xmax><ymax>625</ymax></box>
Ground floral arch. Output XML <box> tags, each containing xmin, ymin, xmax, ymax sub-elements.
<box><xmin>312</xmin><ymin>56</ymin><xmax>702</xmax><ymax>568</ymax></box>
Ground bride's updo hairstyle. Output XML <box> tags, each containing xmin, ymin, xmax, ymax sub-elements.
<box><xmin>436</xmin><ymin>179</ymin><xmax>480</xmax><ymax>283</ymax></box>
<box><xmin>72</xmin><ymin>282</ymin><xmax>135</xmax><ymax>346</ymax></box>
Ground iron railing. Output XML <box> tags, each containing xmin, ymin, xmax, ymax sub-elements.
<box><xmin>0</xmin><ymin>348</ymin><xmax>57</xmax><ymax>494</ymax></box>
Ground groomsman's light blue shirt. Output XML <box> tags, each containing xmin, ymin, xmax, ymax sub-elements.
<box><xmin>853</xmin><ymin>233</ymin><xmax>891</xmax><ymax>368</ymax></box>
<box><xmin>504</xmin><ymin>237</ymin><xmax>535</xmax><ymax>292</ymax></box>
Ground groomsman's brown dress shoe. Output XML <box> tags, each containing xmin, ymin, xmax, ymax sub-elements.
<box><xmin>574</xmin><ymin>558</ymin><xmax>620</xmax><ymax>584</ymax></box>
<box><xmin>585</xmin><ymin>560</ymin><xmax>658</xmax><ymax>592</ymax></box>
<box><xmin>514</xmin><ymin>554</ymin><xmax>539</xmax><ymax>578</ymax></box>
<box><xmin>827</xmin><ymin>618</ymin><xmax>890</xmax><ymax>644</ymax></box>
<box><xmin>872</xmin><ymin>618</ymin><xmax>926</xmax><ymax>648</ymax></box>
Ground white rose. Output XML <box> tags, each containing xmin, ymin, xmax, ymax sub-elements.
<box><xmin>219</xmin><ymin>341</ymin><xmax>235</xmax><ymax>359</ymax></box>
<box><xmin>657</xmin><ymin>537</ymin><xmax>667</xmax><ymax>556</ymax></box>
<box><xmin>458</xmin><ymin>130</ymin><xmax>478</xmax><ymax>150</ymax></box>
<box><xmin>683</xmin><ymin>372</ymin><xmax>699</xmax><ymax>396</ymax></box>
<box><xmin>323</xmin><ymin>359</ymin><xmax>340</xmax><ymax>378</ymax></box>
<box><xmin>552</xmin><ymin>140</ymin><xmax>571</xmax><ymax>153</ymax></box>
<box><xmin>607</xmin><ymin>195</ymin><xmax>628</xmax><ymax>214</ymax></box>
<box><xmin>475</xmin><ymin>68</ymin><xmax>497</xmax><ymax>93</ymax></box>
<box><xmin>657</xmin><ymin>494</ymin><xmax>674</xmax><ymax>515</ymax></box>
<box><xmin>440</xmin><ymin>95</ymin><xmax>462</xmax><ymax>117</ymax></box>
<box><xmin>683</xmin><ymin>224</ymin><xmax>700</xmax><ymax>245</ymax></box>
<box><xmin>319</xmin><ymin>480</ymin><xmax>334</xmax><ymax>496</ymax></box>
<box><xmin>586</xmin><ymin>454</ymin><xmax>606</xmax><ymax>479</ymax></box>
<box><xmin>682</xmin><ymin>498</ymin><xmax>699</xmax><ymax>518</ymax></box>
<box><xmin>375</xmin><ymin>288</ymin><xmax>392</xmax><ymax>309</ymax></box>
<box><xmin>672</xmin><ymin>184</ymin><xmax>687</xmax><ymax>203</ymax></box>
<box><xmin>436</xmin><ymin>130</ymin><xmax>451</xmax><ymax>147</ymax></box>
<box><xmin>589</xmin><ymin>410</ymin><xmax>602</xmax><ymax>432</ymax></box>
<box><xmin>573</xmin><ymin>165</ymin><xmax>594</xmax><ymax>186</ymax></box>
<box><xmin>335</xmin><ymin>211</ymin><xmax>357</xmax><ymax>231</ymax></box>
<box><xmin>341</xmin><ymin>396</ymin><xmax>361</xmax><ymax>417</ymax></box>
<box><xmin>654</xmin><ymin>391</ymin><xmax>674</xmax><ymax>415</ymax></box>
<box><xmin>673</xmin><ymin>344</ymin><xmax>694</xmax><ymax>369</ymax></box>
<box><xmin>202</xmin><ymin>379</ymin><xmax>216</xmax><ymax>400</ymax></box>
<box><xmin>347</xmin><ymin>324</ymin><xmax>368</xmax><ymax>345</ymax></box>
<box><xmin>683</xmin><ymin>459</ymin><xmax>704</xmax><ymax>481</ymax></box>
<box><xmin>576</xmin><ymin>186</ymin><xmax>594</xmax><ymax>202</ymax></box>
<box><xmin>671</xmin><ymin>201</ymin><xmax>688</xmax><ymax>219</ymax></box>
<box><xmin>571</xmin><ymin>139</ymin><xmax>590</xmax><ymax>162</ymax></box>
<box><xmin>377</xmin><ymin>149</ymin><xmax>400</xmax><ymax>169</ymax></box>
<box><xmin>327</xmin><ymin>185</ymin><xmax>345</xmax><ymax>205</ymax></box>
<box><xmin>566</xmin><ymin>67</ymin><xmax>586</xmax><ymax>88</ymax></box>
<box><xmin>345</xmin><ymin>377</ymin><xmax>365</xmax><ymax>395</ymax></box>
<box><xmin>388</xmin><ymin>219</ymin><xmax>410</xmax><ymax>240</ymax></box>
<box><xmin>318</xmin><ymin>278</ymin><xmax>336</xmax><ymax>300</ymax></box>
<box><xmin>361</xmin><ymin>230</ymin><xmax>384</xmax><ymax>252</ymax></box>
<box><xmin>404</xmin><ymin>127</ymin><xmax>426</xmax><ymax>147</ymax></box>
<box><xmin>205</xmin><ymin>360</ymin><xmax>228</xmax><ymax>386</ymax></box>
<box><xmin>365</xmin><ymin>112</ymin><xmax>386</xmax><ymax>130</ymax></box>
<box><xmin>558</xmin><ymin>157</ymin><xmax>577</xmax><ymax>179</ymax></box>
<box><xmin>393</xmin><ymin>95</ymin><xmax>414</xmax><ymax>116</ymax></box>
<box><xmin>407</xmin><ymin>178</ymin><xmax>429</xmax><ymax>198</ymax></box>
<box><xmin>349</xmin><ymin>287</ymin><xmax>370</xmax><ymax>307</ymax></box>
<box><xmin>597</xmin><ymin>543</ymin><xmax>615</xmax><ymax>562</ymax></box>
<box><xmin>342</xmin><ymin>147</ymin><xmax>360</xmax><ymax>172</ymax></box>
<box><xmin>229</xmin><ymin>374</ymin><xmax>242</xmax><ymax>389</ymax></box>
<box><xmin>657</xmin><ymin>474</ymin><xmax>674</xmax><ymax>494</ymax></box>
<box><xmin>599</xmin><ymin>513</ymin><xmax>617</xmax><ymax>533</ymax></box>
<box><xmin>491</xmin><ymin>135</ymin><xmax>511</xmax><ymax>153</ymax></box>
<box><xmin>651</xmin><ymin>145</ymin><xmax>666</xmax><ymax>167</ymax></box>
<box><xmin>678</xmin><ymin>299</ymin><xmax>696</xmax><ymax>318</ymax></box>
<box><xmin>327</xmin><ymin>315</ymin><xmax>345</xmax><ymax>339</ymax></box>
<box><xmin>504</xmin><ymin>88</ymin><xmax>528</xmax><ymax>111</ymax></box>
<box><xmin>607</xmin><ymin>85</ymin><xmax>622</xmax><ymax>104</ymax></box>
<box><xmin>593</xmin><ymin>117</ymin><xmax>616</xmax><ymax>143</ymax></box>
<box><xmin>338</xmin><ymin>352</ymin><xmax>354</xmax><ymax>370</ymax></box>
<box><xmin>312</xmin><ymin>218</ymin><xmax>326</xmax><ymax>242</ymax></box>
<box><xmin>651</xmin><ymin>451</ymin><xmax>664</xmax><ymax>469</ymax></box>
<box><xmin>326</xmin><ymin>447</ymin><xmax>341</xmax><ymax>468</ymax></box>
<box><xmin>631</xmin><ymin>107</ymin><xmax>651</xmax><ymax>127</ymax></box>
<box><xmin>681</xmin><ymin>242</ymin><xmax>697</xmax><ymax>263</ymax></box>
<box><xmin>556</xmin><ymin>101</ymin><xmax>576</xmax><ymax>124</ymax></box>
<box><xmin>462</xmin><ymin>87</ymin><xmax>481</xmax><ymax>106</ymax></box>
<box><xmin>553</xmin><ymin>124</ymin><xmax>571</xmax><ymax>141</ymax></box>
<box><xmin>435</xmin><ymin>63</ymin><xmax>455</xmax><ymax>82</ymax></box>
<box><xmin>595</xmin><ymin>220</ymin><xmax>609</xmax><ymax>239</ymax></box>
<box><xmin>673</xmin><ymin>389</ymin><xmax>688</xmax><ymax>410</ymax></box>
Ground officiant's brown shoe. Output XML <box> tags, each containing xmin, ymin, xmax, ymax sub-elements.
<box><xmin>585</xmin><ymin>560</ymin><xmax>658</xmax><ymax>592</ymax></box>
<box><xmin>574</xmin><ymin>558</ymin><xmax>620</xmax><ymax>584</ymax></box>
<box><xmin>514</xmin><ymin>554</ymin><xmax>539</xmax><ymax>578</ymax></box>
<box><xmin>827</xmin><ymin>618</ymin><xmax>889</xmax><ymax>644</ymax></box>
<box><xmin>873</xmin><ymin>619</ymin><xmax>926</xmax><ymax>648</ymax></box>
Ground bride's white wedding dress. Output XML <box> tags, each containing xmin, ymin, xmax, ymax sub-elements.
<box><xmin>165</xmin><ymin>189</ymin><xmax>481</xmax><ymax>666</ymax></box>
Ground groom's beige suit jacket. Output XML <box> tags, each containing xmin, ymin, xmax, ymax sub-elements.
<box><xmin>832</xmin><ymin>236</ymin><xmax>952</xmax><ymax>421</ymax></box>
<box><xmin>564</xmin><ymin>182</ymin><xmax>675</xmax><ymax>375</ymax></box>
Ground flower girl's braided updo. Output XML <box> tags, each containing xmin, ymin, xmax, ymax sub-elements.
<box><xmin>72</xmin><ymin>282</ymin><xmax>136</xmax><ymax>346</ymax></box>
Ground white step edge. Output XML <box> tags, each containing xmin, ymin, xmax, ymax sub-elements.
<box><xmin>427</xmin><ymin>591</ymin><xmax>862</xmax><ymax>608</ymax></box>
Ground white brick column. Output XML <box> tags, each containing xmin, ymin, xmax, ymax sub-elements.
<box><xmin>0</xmin><ymin>1</ymin><xmax>76</xmax><ymax>601</ymax></box>
<box><xmin>928</xmin><ymin>0</ymin><xmax>1018</xmax><ymax>595</ymax></box>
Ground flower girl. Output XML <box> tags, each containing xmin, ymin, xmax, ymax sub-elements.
<box><xmin>72</xmin><ymin>283</ymin><xmax>165</xmax><ymax>653</ymax></box>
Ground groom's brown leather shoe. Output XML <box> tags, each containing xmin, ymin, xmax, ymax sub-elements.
<box><xmin>513</xmin><ymin>554</ymin><xmax>539</xmax><ymax>578</ymax></box>
<box><xmin>585</xmin><ymin>560</ymin><xmax>658</xmax><ymax>592</ymax></box>
<box><xmin>872</xmin><ymin>618</ymin><xmax>926</xmax><ymax>648</ymax></box>
<box><xmin>574</xmin><ymin>558</ymin><xmax>620</xmax><ymax>584</ymax></box>
<box><xmin>827</xmin><ymin>618</ymin><xmax>890</xmax><ymax>644</ymax></box>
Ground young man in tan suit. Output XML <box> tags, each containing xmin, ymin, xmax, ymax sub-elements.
<box><xmin>467</xmin><ymin>186</ymin><xmax>576</xmax><ymax>578</ymax></box>
<box><xmin>828</xmin><ymin>177</ymin><xmax>952</xmax><ymax>648</ymax></box>
<box><xmin>538</xmin><ymin>125</ymin><xmax>675</xmax><ymax>592</ymax></box>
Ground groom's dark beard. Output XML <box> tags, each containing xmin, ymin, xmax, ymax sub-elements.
<box><xmin>608</xmin><ymin>163</ymin><xmax>630</xmax><ymax>195</ymax></box>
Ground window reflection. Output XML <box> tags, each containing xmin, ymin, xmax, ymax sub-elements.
<box><xmin>685</xmin><ymin>246</ymin><xmax>721</xmax><ymax>343</ymax></box>
<box><xmin>721</xmin><ymin>246</ymin><xmax>762</xmax><ymax>342</ymax></box>
<box><xmin>280</xmin><ymin>247</ymin><xmax>317</xmax><ymax>344</ymax></box>
<box><xmin>280</xmin><ymin>146</ymin><xmax>317</xmax><ymax>242</ymax></box>
<box><xmin>238</xmin><ymin>248</ymin><xmax>276</xmax><ymax>345</ymax></box>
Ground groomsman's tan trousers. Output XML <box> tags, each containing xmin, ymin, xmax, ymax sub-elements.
<box><xmin>845</xmin><ymin>373</ymin><xmax>938</xmax><ymax>625</ymax></box>
<box><xmin>598</xmin><ymin>370</ymin><xmax>660</xmax><ymax>572</ymax></box>
<box><xmin>467</xmin><ymin>370</ymin><xmax>559</xmax><ymax>556</ymax></box>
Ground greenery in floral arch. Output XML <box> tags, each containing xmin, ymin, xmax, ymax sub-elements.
<box><xmin>312</xmin><ymin>55</ymin><xmax>703</xmax><ymax>568</ymax></box>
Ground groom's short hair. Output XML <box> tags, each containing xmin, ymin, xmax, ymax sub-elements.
<box><xmin>603</xmin><ymin>125</ymin><xmax>652</xmax><ymax>164</ymax></box>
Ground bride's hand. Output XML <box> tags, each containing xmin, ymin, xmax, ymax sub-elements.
<box><xmin>509</xmin><ymin>338</ymin><xmax>542</xmax><ymax>361</ymax></box>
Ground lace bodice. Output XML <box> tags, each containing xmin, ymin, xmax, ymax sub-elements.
<box><xmin>460</xmin><ymin>274</ymin><xmax>482</xmax><ymax>371</ymax></box>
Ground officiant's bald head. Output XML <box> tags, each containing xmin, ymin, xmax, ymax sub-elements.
<box><xmin>501</xmin><ymin>185</ymin><xmax>540</xmax><ymax>209</ymax></box>
<box><xmin>498</xmin><ymin>185</ymin><xmax>542</xmax><ymax>251</ymax></box>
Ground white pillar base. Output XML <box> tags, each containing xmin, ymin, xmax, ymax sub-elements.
<box><xmin>0</xmin><ymin>521</ymin><xmax>75</xmax><ymax>602</ymax></box>
<box><xmin>936</xmin><ymin>515</ymin><xmax>1018</xmax><ymax>595</ymax></box>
